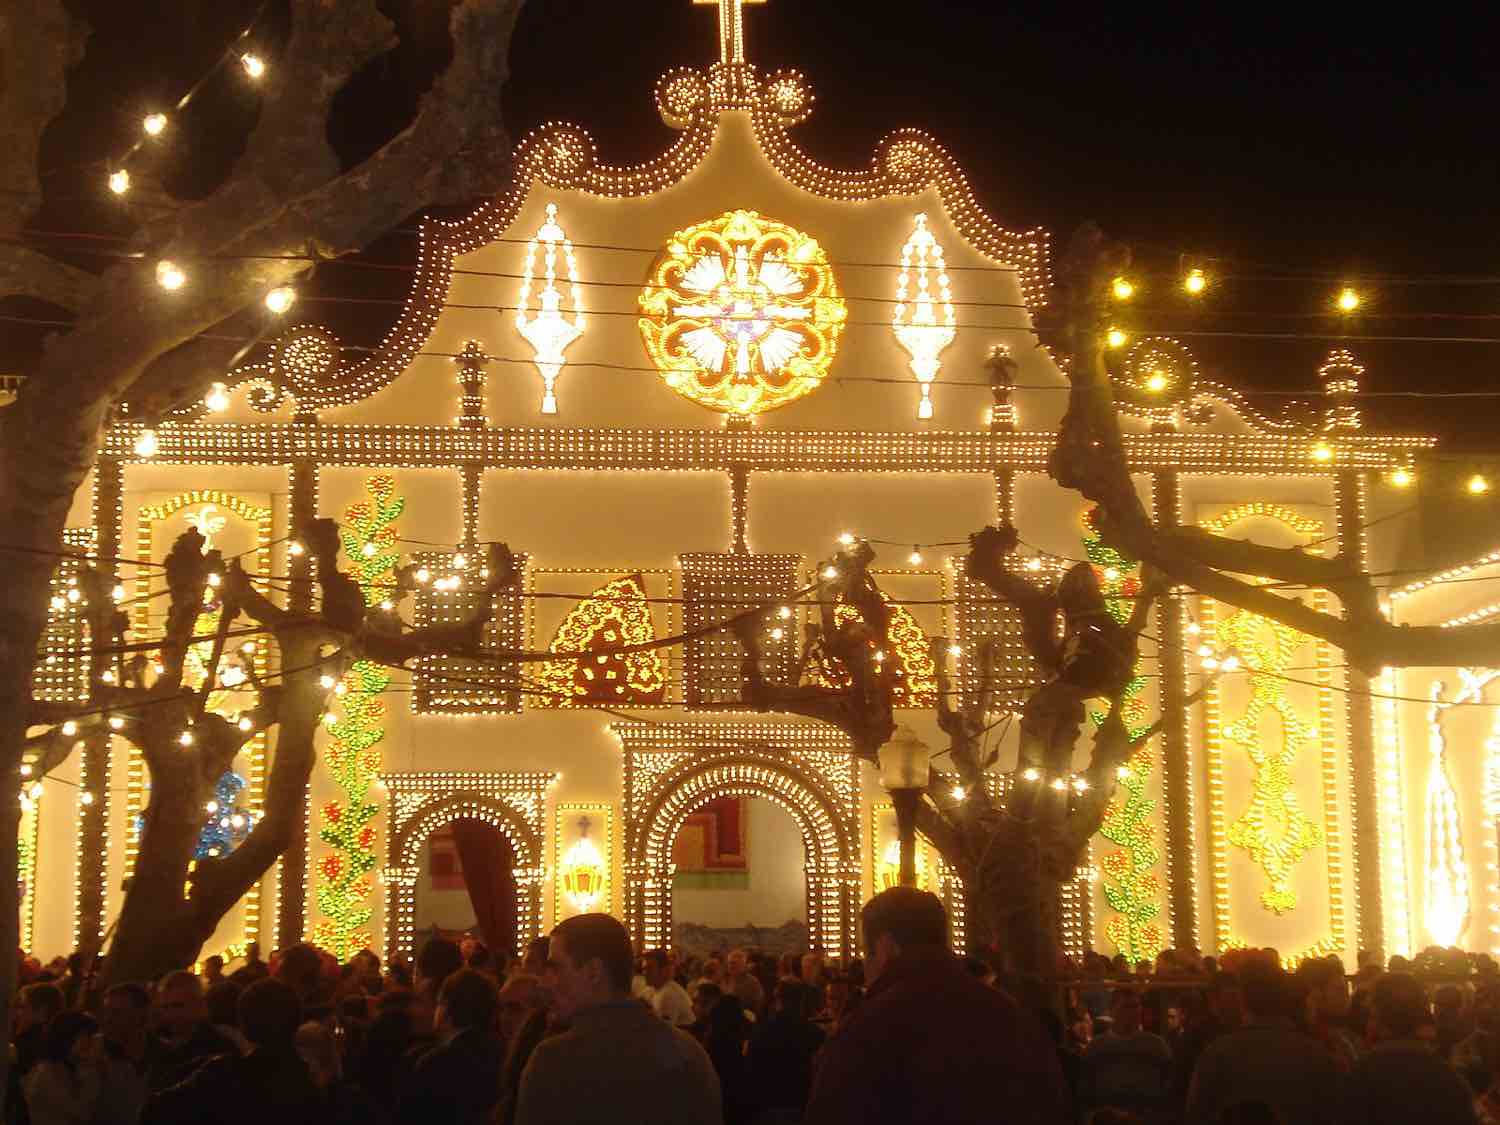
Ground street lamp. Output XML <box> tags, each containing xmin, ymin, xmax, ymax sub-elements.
<box><xmin>878</xmin><ymin>725</ymin><xmax>932</xmax><ymax>888</ymax></box>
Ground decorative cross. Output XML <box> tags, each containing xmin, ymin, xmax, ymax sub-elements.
<box><xmin>694</xmin><ymin>0</ymin><xmax>765</xmax><ymax>65</ymax></box>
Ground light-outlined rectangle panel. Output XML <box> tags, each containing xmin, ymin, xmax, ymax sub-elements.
<box><xmin>411</xmin><ymin>551</ymin><xmax>528</xmax><ymax>714</ymax></box>
<box><xmin>680</xmin><ymin>552</ymin><xmax>802</xmax><ymax>709</ymax></box>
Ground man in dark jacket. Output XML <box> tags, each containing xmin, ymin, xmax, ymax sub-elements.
<box><xmin>805</xmin><ymin>887</ymin><xmax>1069</xmax><ymax>1125</ymax></box>
<box><xmin>396</xmin><ymin>968</ymin><xmax>506</xmax><ymax>1125</ymax></box>
<box><xmin>141</xmin><ymin>977</ymin><xmax>322</xmax><ymax>1125</ymax></box>
<box><xmin>146</xmin><ymin>971</ymin><xmax>240</xmax><ymax>1092</ymax></box>
<box><xmin>748</xmin><ymin>979</ymin><xmax>825</xmax><ymax>1119</ymax></box>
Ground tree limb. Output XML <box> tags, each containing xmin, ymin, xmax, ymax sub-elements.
<box><xmin>0</xmin><ymin>245</ymin><xmax>94</xmax><ymax>309</ymax></box>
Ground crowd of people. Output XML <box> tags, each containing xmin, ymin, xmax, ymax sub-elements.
<box><xmin>5</xmin><ymin>889</ymin><xmax>1500</xmax><ymax>1124</ymax></box>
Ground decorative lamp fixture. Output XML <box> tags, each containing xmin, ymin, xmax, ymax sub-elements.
<box><xmin>559</xmin><ymin>817</ymin><xmax>607</xmax><ymax>912</ymax></box>
<box><xmin>515</xmin><ymin>203</ymin><xmax>585</xmax><ymax>414</ymax></box>
<box><xmin>878</xmin><ymin>725</ymin><xmax>931</xmax><ymax>888</ymax></box>
<box><xmin>892</xmin><ymin>213</ymin><xmax>956</xmax><ymax>420</ymax></box>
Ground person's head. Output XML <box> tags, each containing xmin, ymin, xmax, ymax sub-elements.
<box><xmin>155</xmin><ymin>970</ymin><xmax>207</xmax><ymax>1038</ymax></box>
<box><xmin>295</xmin><ymin>1020</ymin><xmax>340</xmax><ymax>1087</ymax></box>
<box><xmin>496</xmin><ymin>974</ymin><xmax>546</xmax><ymax>1043</ymax></box>
<box><xmin>1434</xmin><ymin>984</ymin><xmax>1464</xmax><ymax>1018</ymax></box>
<box><xmin>964</xmin><ymin>956</ymin><xmax>997</xmax><ymax>987</ymax></box>
<box><xmin>100</xmin><ymin>981</ymin><xmax>151</xmax><ymax>1046</ymax></box>
<box><xmin>694</xmin><ymin>982</ymin><xmax>722</xmax><ymax>1023</ymax></box>
<box><xmin>799</xmin><ymin>952</ymin><xmax>824</xmax><ymax>987</ymax></box>
<box><xmin>436</xmin><ymin>967</ymin><xmax>498</xmax><ymax>1035</ymax></box>
<box><xmin>643</xmin><ymin>949</ymin><xmax>672</xmax><ymax>989</ymax></box>
<box><xmin>238</xmin><ymin>977</ymin><xmax>302</xmax><ymax>1050</ymax></box>
<box><xmin>205</xmin><ymin>979</ymin><xmax>241</xmax><ymax>1029</ymax></box>
<box><xmin>774</xmin><ymin>979</ymin><xmax>813</xmax><ymax>1021</ymax></box>
<box><xmin>1296</xmin><ymin>957</ymin><xmax>1349</xmax><ymax>1023</ymax></box>
<box><xmin>1373</xmin><ymin>972</ymin><xmax>1431</xmax><ymax>1041</ymax></box>
<box><xmin>860</xmin><ymin>888</ymin><xmax>947</xmax><ymax>985</ymax></box>
<box><xmin>726</xmin><ymin>949</ymin><xmax>748</xmax><ymax>977</ymax></box>
<box><xmin>709</xmin><ymin>993</ymin><xmax>748</xmax><ymax>1042</ymax></box>
<box><xmin>19</xmin><ymin>981</ymin><xmax>63</xmax><ymax>1031</ymax></box>
<box><xmin>41</xmin><ymin>1011</ymin><xmax>97</xmax><ymax>1070</ymax></box>
<box><xmin>701</xmin><ymin>957</ymin><xmax>723</xmax><ymax>983</ymax></box>
<box><xmin>548</xmin><ymin>914</ymin><xmax>633</xmax><ymax>1021</ymax></box>
<box><xmin>1238</xmin><ymin>960</ymin><xmax>1291</xmax><ymax>1024</ymax></box>
<box><xmin>1207</xmin><ymin>971</ymin><xmax>1246</xmax><ymax>1028</ymax></box>
<box><xmin>522</xmin><ymin>936</ymin><xmax>550</xmax><ymax>976</ymax></box>
<box><xmin>415</xmin><ymin>937</ymin><xmax>464</xmax><ymax>992</ymax></box>
<box><xmin>1111</xmin><ymin>988</ymin><xmax>1144</xmax><ymax>1035</ymax></box>
<box><xmin>276</xmin><ymin>943</ymin><xmax>324</xmax><ymax>999</ymax></box>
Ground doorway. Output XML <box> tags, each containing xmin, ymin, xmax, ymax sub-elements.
<box><xmin>412</xmin><ymin>817</ymin><xmax>518</xmax><ymax>956</ymax></box>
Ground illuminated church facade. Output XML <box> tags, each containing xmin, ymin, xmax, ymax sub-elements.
<box><xmin>22</xmin><ymin>0</ymin><xmax>1499</xmax><ymax>970</ymax></box>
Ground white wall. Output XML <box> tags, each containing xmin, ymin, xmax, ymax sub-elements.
<box><xmin>413</xmin><ymin>835</ymin><xmax>480</xmax><ymax>935</ymax></box>
<box><xmin>672</xmin><ymin>798</ymin><xmax>806</xmax><ymax>930</ymax></box>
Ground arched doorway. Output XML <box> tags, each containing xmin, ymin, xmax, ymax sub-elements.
<box><xmin>413</xmin><ymin>818</ymin><xmax>519</xmax><ymax>955</ymax></box>
<box><xmin>383</xmin><ymin>772</ymin><xmax>555</xmax><ymax>964</ymax></box>
<box><xmin>668</xmin><ymin>794</ymin><xmax>810</xmax><ymax>957</ymax></box>
<box><xmin>618</xmin><ymin>721</ymin><xmax>861</xmax><ymax>960</ymax></box>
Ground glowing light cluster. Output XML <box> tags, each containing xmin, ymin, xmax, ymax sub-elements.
<box><xmin>515</xmin><ymin>203</ymin><xmax>585</xmax><ymax>414</ymax></box>
<box><xmin>639</xmin><ymin>210</ymin><xmax>846</xmax><ymax>415</ymax></box>
<box><xmin>891</xmin><ymin>213</ymin><xmax>956</xmax><ymax>420</ymax></box>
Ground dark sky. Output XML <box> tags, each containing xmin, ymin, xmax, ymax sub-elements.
<box><xmin>11</xmin><ymin>0</ymin><xmax>1500</xmax><ymax>448</ymax></box>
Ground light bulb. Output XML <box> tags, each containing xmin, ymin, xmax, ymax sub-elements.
<box><xmin>453</xmin><ymin>554</ymin><xmax>468</xmax><ymax>569</ymax></box>
<box><xmin>1103</xmin><ymin>567</ymin><xmax>1120</xmax><ymax>582</ymax></box>
<box><xmin>1106</xmin><ymin>328</ymin><xmax>1127</xmax><ymax>348</ymax></box>
<box><xmin>1311</xmin><ymin>442</ymin><xmax>1333</xmax><ymax>463</ymax></box>
<box><xmin>112</xmin><ymin>584</ymin><xmax>126</xmax><ymax>602</ymax></box>
<box><xmin>1183</xmin><ymin>268</ymin><xmax>1207</xmax><ymax>295</ymax></box>
<box><xmin>240</xmin><ymin>53</ymin><xmax>265</xmax><ymax>78</ymax></box>
<box><xmin>821</xmin><ymin>565</ymin><xmax>838</xmax><ymax>580</ymax></box>
<box><xmin>319</xmin><ymin>674</ymin><xmax>336</xmax><ymax>689</ymax></box>
<box><xmin>204</xmin><ymin>382</ymin><xmax>230</xmax><ymax>412</ymax></box>
<box><xmin>770</xmin><ymin>627</ymin><xmax>785</xmax><ymax>640</ymax></box>
<box><xmin>206</xmin><ymin>572</ymin><xmax>221</xmax><ymax>587</ymax></box>
<box><xmin>1145</xmin><ymin>371</ymin><xmax>1168</xmax><ymax>393</ymax></box>
<box><xmin>61</xmin><ymin>721</ymin><xmax>77</xmax><ymax>736</ymax></box>
<box><xmin>108</xmin><ymin>716</ymin><xmax>124</xmax><ymax>730</ymax></box>
<box><xmin>142</xmin><ymin>113</ymin><xmax>167</xmax><ymax>136</ymax></box>
<box><xmin>1389</xmin><ymin>467</ymin><xmax>1414</xmax><ymax>488</ymax></box>
<box><xmin>777</xmin><ymin>606</ymin><xmax>792</xmax><ymax>620</ymax></box>
<box><xmin>908</xmin><ymin>548</ymin><xmax>924</xmax><ymax>565</ymax></box>
<box><xmin>178</xmin><ymin>730</ymin><xmax>194</xmax><ymax>747</ymax></box>
<box><xmin>19</xmin><ymin>764</ymin><xmax>32</xmax><ymax>778</ymax></box>
<box><xmin>1050</xmin><ymin>777</ymin><xmax>1067</xmax><ymax>791</ymax></box>
<box><xmin>240</xmin><ymin>641</ymin><xmax>256</xmax><ymax>654</ymax></box>
<box><xmin>264</xmin><ymin>286</ymin><xmax>295</xmax><ymax>314</ymax></box>
<box><xmin>99</xmin><ymin>669</ymin><xmax>115</xmax><ymax>684</ymax></box>
<box><xmin>1111</xmin><ymin>277</ymin><xmax>1135</xmax><ymax>300</ymax></box>
<box><xmin>134</xmin><ymin>428</ymin><xmax>159</xmax><ymax>458</ymax></box>
<box><xmin>1469</xmin><ymin>474</ymin><xmax>1491</xmax><ymax>496</ymax></box>
<box><xmin>360</xmin><ymin>542</ymin><xmax>377</xmax><ymax>558</ymax></box>
<box><xmin>1116</xmin><ymin>765</ymin><xmax>1131</xmax><ymax>780</ymax></box>
<box><xmin>237</xmin><ymin>717</ymin><xmax>253</xmax><ymax>732</ymax></box>
<box><xmin>322</xmin><ymin>712</ymin><xmax>337</xmax><ymax>728</ymax></box>
<box><xmin>66</xmin><ymin>588</ymin><xmax>80</xmax><ymax>603</ymax></box>
<box><xmin>379</xmin><ymin>599</ymin><xmax>394</xmax><ymax>611</ymax></box>
<box><xmin>947</xmin><ymin>644</ymin><xmax>962</xmax><ymax>657</ymax></box>
<box><xmin>108</xmin><ymin>169</ymin><xmax>130</xmax><ymax>195</ymax></box>
<box><xmin>1022</xmin><ymin>767</ymin><xmax>1041</xmax><ymax>782</ymax></box>
<box><xmin>951</xmin><ymin>785</ymin><xmax>966</xmax><ymax>800</ymax></box>
<box><xmin>1336</xmin><ymin>288</ymin><xmax>1360</xmax><ymax>313</ymax></box>
<box><xmin>415</xmin><ymin>567</ymin><xmax>431</xmax><ymax>584</ymax></box>
<box><xmin>837</xmin><ymin>532</ymin><xmax>854</xmax><ymax>546</ymax></box>
<box><xmin>155</xmin><ymin>260</ymin><xmax>186</xmax><ymax>290</ymax></box>
<box><xmin>77</xmin><ymin>789</ymin><xmax>94</xmax><ymax>807</ymax></box>
<box><xmin>334</xmin><ymin>682</ymin><xmax>347</xmax><ymax>696</ymax></box>
<box><xmin>288</xmin><ymin>540</ymin><xmax>304</xmax><ymax>557</ymax></box>
<box><xmin>1072</xmin><ymin>777</ymin><xmax>1090</xmax><ymax>793</ymax></box>
<box><xmin>1221</xmin><ymin>654</ymin><xmax>1242</xmax><ymax>672</ymax></box>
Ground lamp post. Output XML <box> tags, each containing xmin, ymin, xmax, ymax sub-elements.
<box><xmin>878</xmin><ymin>725</ymin><xmax>932</xmax><ymax>888</ymax></box>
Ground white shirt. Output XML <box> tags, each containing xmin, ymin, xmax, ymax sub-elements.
<box><xmin>651</xmin><ymin>978</ymin><xmax>695</xmax><ymax>1027</ymax></box>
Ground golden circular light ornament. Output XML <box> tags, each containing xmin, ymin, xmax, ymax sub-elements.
<box><xmin>638</xmin><ymin>210</ymin><xmax>847</xmax><ymax>415</ymax></box>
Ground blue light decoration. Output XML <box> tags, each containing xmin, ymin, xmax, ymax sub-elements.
<box><xmin>195</xmin><ymin>772</ymin><xmax>253</xmax><ymax>859</ymax></box>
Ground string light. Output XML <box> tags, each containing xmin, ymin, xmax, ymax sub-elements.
<box><xmin>951</xmin><ymin>784</ymin><xmax>966</xmax><ymax>800</ymax></box>
<box><xmin>1106</xmin><ymin>327</ymin><xmax>1127</xmax><ymax>348</ymax></box>
<box><xmin>1145</xmin><ymin>370</ymin><xmax>1169</xmax><ymax>393</ymax></box>
<box><xmin>155</xmin><ymin>261</ymin><xmax>186</xmax><ymax>291</ymax></box>
<box><xmin>1469</xmin><ymin>473</ymin><xmax>1491</xmax><ymax>496</ymax></box>
<box><xmin>908</xmin><ymin>547</ymin><xmax>923</xmax><ymax>565</ymax></box>
<box><xmin>837</xmin><ymin>532</ymin><xmax>855</xmax><ymax>546</ymax></box>
<box><xmin>79</xmin><ymin>791</ymin><xmax>94</xmax><ymax>806</ymax></box>
<box><xmin>107</xmin><ymin>170</ymin><xmax>130</xmax><ymax>195</ymax></box>
<box><xmin>133</xmin><ymin>426</ymin><xmax>159</xmax><ymax>456</ymax></box>
<box><xmin>1336</xmin><ymin>287</ymin><xmax>1361</xmax><ymax>313</ymax></box>
<box><xmin>1389</xmin><ymin>466</ymin><xmax>1414</xmax><ymax>488</ymax></box>
<box><xmin>1311</xmin><ymin>442</ymin><xmax>1333</xmax><ymax>463</ymax></box>
<box><xmin>1111</xmin><ymin>277</ymin><xmax>1135</xmax><ymax>300</ymax></box>
<box><xmin>204</xmin><ymin>383</ymin><xmax>230</xmax><ymax>412</ymax></box>
<box><xmin>240</xmin><ymin>52</ymin><xmax>265</xmax><ymax>78</ymax></box>
<box><xmin>178</xmin><ymin>730</ymin><xmax>194</xmax><ymax>747</ymax></box>
<box><xmin>142</xmin><ymin>112</ymin><xmax>167</xmax><ymax>136</ymax></box>
<box><xmin>1183</xmin><ymin>268</ymin><xmax>1207</xmax><ymax>295</ymax></box>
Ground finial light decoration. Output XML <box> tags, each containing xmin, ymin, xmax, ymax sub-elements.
<box><xmin>559</xmin><ymin>817</ymin><xmax>607</xmax><ymax>911</ymax></box>
<box><xmin>515</xmin><ymin>203</ymin><xmax>585</xmax><ymax>415</ymax></box>
<box><xmin>693</xmin><ymin>0</ymin><xmax>765</xmax><ymax>65</ymax></box>
<box><xmin>892</xmin><ymin>213</ymin><xmax>956</xmax><ymax>420</ymax></box>
<box><xmin>639</xmin><ymin>210</ymin><xmax>846</xmax><ymax>415</ymax></box>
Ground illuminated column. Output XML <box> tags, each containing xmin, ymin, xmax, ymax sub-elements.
<box><xmin>76</xmin><ymin>457</ymin><xmax>123</xmax><ymax>946</ymax></box>
<box><xmin>1338</xmin><ymin>470</ymin><xmax>1383</xmax><ymax>958</ymax></box>
<box><xmin>729</xmin><ymin>465</ymin><xmax>749</xmax><ymax>554</ymax></box>
<box><xmin>1153</xmin><ymin>470</ymin><xmax>1196</xmax><ymax>949</ymax></box>
<box><xmin>994</xmin><ymin>470</ymin><xmax>1014</xmax><ymax>527</ymax></box>
<box><xmin>276</xmin><ymin>457</ymin><xmax>318</xmax><ymax>951</ymax></box>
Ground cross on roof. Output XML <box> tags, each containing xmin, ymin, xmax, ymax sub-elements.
<box><xmin>694</xmin><ymin>0</ymin><xmax>765</xmax><ymax>66</ymax></box>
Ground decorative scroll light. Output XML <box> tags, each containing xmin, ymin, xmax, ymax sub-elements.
<box><xmin>891</xmin><ymin>213</ymin><xmax>955</xmax><ymax>420</ymax></box>
<box><xmin>532</xmin><ymin>574</ymin><xmax>667</xmax><ymax>707</ymax></box>
<box><xmin>1424</xmin><ymin>672</ymin><xmax>1494</xmax><ymax>946</ymax></box>
<box><xmin>638</xmin><ymin>210</ymin><xmax>846</xmax><ymax>415</ymax></box>
<box><xmin>515</xmin><ymin>203</ymin><xmax>585</xmax><ymax>415</ymax></box>
<box><xmin>559</xmin><ymin>816</ymin><xmax>608</xmax><ymax>912</ymax></box>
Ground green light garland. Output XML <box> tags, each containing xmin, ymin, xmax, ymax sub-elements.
<box><xmin>312</xmin><ymin>476</ymin><xmax>402</xmax><ymax>959</ymax></box>
<box><xmin>1084</xmin><ymin>509</ymin><xmax>1164</xmax><ymax>963</ymax></box>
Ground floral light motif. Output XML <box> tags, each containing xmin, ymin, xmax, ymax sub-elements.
<box><xmin>638</xmin><ymin>210</ymin><xmax>846</xmax><ymax>415</ymax></box>
<box><xmin>892</xmin><ymin>213</ymin><xmax>955</xmax><ymax>420</ymax></box>
<box><xmin>809</xmin><ymin>591</ymin><xmax>937</xmax><ymax>707</ymax></box>
<box><xmin>515</xmin><ymin>203</ymin><xmax>585</xmax><ymax>414</ymax></box>
<box><xmin>532</xmin><ymin>574</ymin><xmax>666</xmax><ymax>707</ymax></box>
<box><xmin>1218</xmin><ymin>610</ymin><xmax>1321</xmax><ymax>914</ymax></box>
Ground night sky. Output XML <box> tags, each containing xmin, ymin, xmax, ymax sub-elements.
<box><xmin>10</xmin><ymin>1</ymin><xmax>1500</xmax><ymax>449</ymax></box>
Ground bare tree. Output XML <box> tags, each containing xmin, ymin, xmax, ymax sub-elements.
<box><xmin>0</xmin><ymin>0</ymin><xmax>522</xmax><ymax>1054</ymax></box>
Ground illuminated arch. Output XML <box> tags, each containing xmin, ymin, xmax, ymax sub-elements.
<box><xmin>618</xmin><ymin>722</ymin><xmax>860</xmax><ymax>958</ymax></box>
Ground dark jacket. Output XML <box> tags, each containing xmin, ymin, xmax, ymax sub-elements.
<box><xmin>1185</xmin><ymin>1020</ymin><xmax>1343</xmax><ymax>1125</ymax></box>
<box><xmin>1340</xmin><ymin>1039</ymin><xmax>1478</xmax><ymax>1125</ymax></box>
<box><xmin>747</xmin><ymin>1013</ymin><xmax>825</xmax><ymax>1116</ymax></box>
<box><xmin>140</xmin><ymin>1047</ymin><xmax>322</xmax><ymax>1125</ymax></box>
<box><xmin>145</xmin><ymin>1022</ymin><xmax>240</xmax><ymax>1092</ymax></box>
<box><xmin>804</xmin><ymin>949</ymin><xmax>1069</xmax><ymax>1125</ymax></box>
<box><xmin>395</xmin><ymin>1027</ymin><xmax>506</xmax><ymax>1125</ymax></box>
